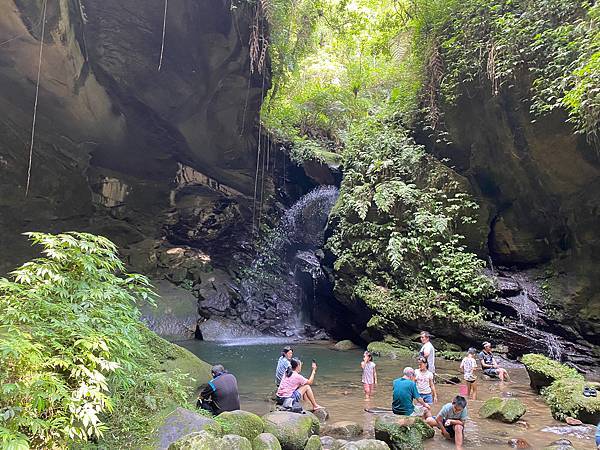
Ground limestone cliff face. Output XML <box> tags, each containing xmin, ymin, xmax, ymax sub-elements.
<box><xmin>0</xmin><ymin>0</ymin><xmax>264</xmax><ymax>273</ymax></box>
<box><xmin>425</xmin><ymin>82</ymin><xmax>600</xmax><ymax>347</ymax></box>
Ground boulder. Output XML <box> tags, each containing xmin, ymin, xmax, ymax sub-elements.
<box><xmin>373</xmin><ymin>414</ymin><xmax>434</xmax><ymax>450</ymax></box>
<box><xmin>217</xmin><ymin>410</ymin><xmax>265</xmax><ymax>441</ymax></box>
<box><xmin>479</xmin><ymin>397</ymin><xmax>527</xmax><ymax>423</ymax></box>
<box><xmin>304</xmin><ymin>434</ymin><xmax>323</xmax><ymax>450</ymax></box>
<box><xmin>367</xmin><ymin>342</ymin><xmax>414</xmax><ymax>359</ymax></box>
<box><xmin>168</xmin><ymin>430</ymin><xmax>252</xmax><ymax>450</ymax></box>
<box><xmin>312</xmin><ymin>407</ymin><xmax>330</xmax><ymax>423</ymax></box>
<box><xmin>252</xmin><ymin>433</ymin><xmax>283</xmax><ymax>450</ymax></box>
<box><xmin>320</xmin><ymin>436</ymin><xmax>346</xmax><ymax>449</ymax></box>
<box><xmin>333</xmin><ymin>340</ymin><xmax>358</xmax><ymax>351</ymax></box>
<box><xmin>521</xmin><ymin>354</ymin><xmax>583</xmax><ymax>393</ymax></box>
<box><xmin>543</xmin><ymin>378</ymin><xmax>600</xmax><ymax>424</ymax></box>
<box><xmin>338</xmin><ymin>441</ymin><xmax>390</xmax><ymax>450</ymax></box>
<box><xmin>323</xmin><ymin>421</ymin><xmax>363</xmax><ymax>439</ymax></box>
<box><xmin>508</xmin><ymin>438</ymin><xmax>531</xmax><ymax>448</ymax></box>
<box><xmin>156</xmin><ymin>407</ymin><xmax>222</xmax><ymax>449</ymax></box>
<box><xmin>543</xmin><ymin>439</ymin><xmax>576</xmax><ymax>450</ymax></box>
<box><xmin>262</xmin><ymin>411</ymin><xmax>320</xmax><ymax>450</ymax></box>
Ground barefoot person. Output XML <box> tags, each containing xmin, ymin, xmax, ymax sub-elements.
<box><xmin>415</xmin><ymin>356</ymin><xmax>437</xmax><ymax>404</ymax></box>
<box><xmin>419</xmin><ymin>331</ymin><xmax>436</xmax><ymax>374</ymax></box>
<box><xmin>435</xmin><ymin>395</ymin><xmax>468</xmax><ymax>449</ymax></box>
<box><xmin>275</xmin><ymin>346</ymin><xmax>293</xmax><ymax>386</ymax></box>
<box><xmin>276</xmin><ymin>358</ymin><xmax>323</xmax><ymax>412</ymax></box>
<box><xmin>392</xmin><ymin>367</ymin><xmax>437</xmax><ymax>426</ymax></box>
<box><xmin>361</xmin><ymin>351</ymin><xmax>378</xmax><ymax>400</ymax></box>
<box><xmin>460</xmin><ymin>348</ymin><xmax>478</xmax><ymax>400</ymax></box>
<box><xmin>479</xmin><ymin>342</ymin><xmax>510</xmax><ymax>381</ymax></box>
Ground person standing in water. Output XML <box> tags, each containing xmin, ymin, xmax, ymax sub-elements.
<box><xmin>415</xmin><ymin>356</ymin><xmax>437</xmax><ymax>404</ymax></box>
<box><xmin>275</xmin><ymin>346</ymin><xmax>293</xmax><ymax>386</ymax></box>
<box><xmin>460</xmin><ymin>348</ymin><xmax>478</xmax><ymax>399</ymax></box>
<box><xmin>419</xmin><ymin>331</ymin><xmax>436</xmax><ymax>374</ymax></box>
<box><xmin>361</xmin><ymin>351</ymin><xmax>377</xmax><ymax>400</ymax></box>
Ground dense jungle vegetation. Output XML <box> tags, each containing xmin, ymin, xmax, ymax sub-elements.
<box><xmin>258</xmin><ymin>0</ymin><xmax>599</xmax><ymax>330</ymax></box>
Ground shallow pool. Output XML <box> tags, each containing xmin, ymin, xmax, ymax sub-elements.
<box><xmin>180</xmin><ymin>340</ymin><xmax>597</xmax><ymax>449</ymax></box>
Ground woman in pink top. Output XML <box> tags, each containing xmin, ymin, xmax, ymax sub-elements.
<box><xmin>276</xmin><ymin>358</ymin><xmax>323</xmax><ymax>411</ymax></box>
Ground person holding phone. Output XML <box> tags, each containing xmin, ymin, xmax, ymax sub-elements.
<box><xmin>276</xmin><ymin>358</ymin><xmax>323</xmax><ymax>412</ymax></box>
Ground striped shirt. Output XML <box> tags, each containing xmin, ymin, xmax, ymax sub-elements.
<box><xmin>275</xmin><ymin>356</ymin><xmax>291</xmax><ymax>386</ymax></box>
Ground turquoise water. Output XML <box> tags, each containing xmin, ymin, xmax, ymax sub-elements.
<box><xmin>180</xmin><ymin>340</ymin><xmax>597</xmax><ymax>449</ymax></box>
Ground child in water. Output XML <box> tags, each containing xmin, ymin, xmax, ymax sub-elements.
<box><xmin>460</xmin><ymin>348</ymin><xmax>478</xmax><ymax>400</ymax></box>
<box><xmin>361</xmin><ymin>351</ymin><xmax>377</xmax><ymax>400</ymax></box>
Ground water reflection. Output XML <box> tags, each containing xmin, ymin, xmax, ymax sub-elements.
<box><xmin>180</xmin><ymin>341</ymin><xmax>597</xmax><ymax>449</ymax></box>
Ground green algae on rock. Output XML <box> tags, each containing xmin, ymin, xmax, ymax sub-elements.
<box><xmin>543</xmin><ymin>378</ymin><xmax>600</xmax><ymax>424</ymax></box>
<box><xmin>367</xmin><ymin>342</ymin><xmax>415</xmax><ymax>359</ymax></box>
<box><xmin>373</xmin><ymin>414</ymin><xmax>434</xmax><ymax>450</ymax></box>
<box><xmin>252</xmin><ymin>433</ymin><xmax>283</xmax><ymax>450</ymax></box>
<box><xmin>333</xmin><ymin>340</ymin><xmax>359</xmax><ymax>351</ymax></box>
<box><xmin>217</xmin><ymin>410</ymin><xmax>265</xmax><ymax>441</ymax></box>
<box><xmin>521</xmin><ymin>354</ymin><xmax>583</xmax><ymax>393</ymax></box>
<box><xmin>262</xmin><ymin>411</ymin><xmax>320</xmax><ymax>450</ymax></box>
<box><xmin>304</xmin><ymin>434</ymin><xmax>323</xmax><ymax>450</ymax></box>
<box><xmin>479</xmin><ymin>397</ymin><xmax>527</xmax><ymax>423</ymax></box>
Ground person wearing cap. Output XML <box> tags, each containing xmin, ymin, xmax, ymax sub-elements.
<box><xmin>478</xmin><ymin>342</ymin><xmax>510</xmax><ymax>381</ymax></box>
<box><xmin>419</xmin><ymin>331</ymin><xmax>436</xmax><ymax>374</ymax></box>
<box><xmin>275</xmin><ymin>346</ymin><xmax>293</xmax><ymax>386</ymax></box>
<box><xmin>197</xmin><ymin>364</ymin><xmax>240</xmax><ymax>415</ymax></box>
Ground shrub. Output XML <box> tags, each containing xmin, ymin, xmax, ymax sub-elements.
<box><xmin>521</xmin><ymin>353</ymin><xmax>583</xmax><ymax>392</ymax></box>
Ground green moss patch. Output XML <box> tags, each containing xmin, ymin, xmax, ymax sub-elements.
<box><xmin>216</xmin><ymin>410</ymin><xmax>265</xmax><ymax>441</ymax></box>
<box><xmin>521</xmin><ymin>354</ymin><xmax>583</xmax><ymax>393</ymax></box>
<box><xmin>367</xmin><ymin>342</ymin><xmax>415</xmax><ymax>359</ymax></box>
<box><xmin>479</xmin><ymin>397</ymin><xmax>526</xmax><ymax>423</ymax></box>
<box><xmin>373</xmin><ymin>414</ymin><xmax>434</xmax><ymax>450</ymax></box>
<box><xmin>543</xmin><ymin>378</ymin><xmax>600</xmax><ymax>424</ymax></box>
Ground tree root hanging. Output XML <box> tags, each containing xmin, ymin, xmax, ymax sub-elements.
<box><xmin>158</xmin><ymin>0</ymin><xmax>168</xmax><ymax>71</ymax></box>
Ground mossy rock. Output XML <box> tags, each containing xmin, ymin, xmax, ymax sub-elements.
<box><xmin>168</xmin><ymin>430</ymin><xmax>251</xmax><ymax>450</ymax></box>
<box><xmin>367</xmin><ymin>342</ymin><xmax>414</xmax><ymax>360</ymax></box>
<box><xmin>333</xmin><ymin>340</ymin><xmax>358</xmax><ymax>351</ymax></box>
<box><xmin>543</xmin><ymin>378</ymin><xmax>600</xmax><ymax>424</ymax></box>
<box><xmin>252</xmin><ymin>433</ymin><xmax>282</xmax><ymax>450</ymax></box>
<box><xmin>155</xmin><ymin>406</ymin><xmax>222</xmax><ymax>449</ymax></box>
<box><xmin>304</xmin><ymin>434</ymin><xmax>323</xmax><ymax>450</ymax></box>
<box><xmin>262</xmin><ymin>411</ymin><xmax>320</xmax><ymax>450</ymax></box>
<box><xmin>339</xmin><ymin>440</ymin><xmax>390</xmax><ymax>450</ymax></box>
<box><xmin>373</xmin><ymin>414</ymin><xmax>434</xmax><ymax>450</ymax></box>
<box><xmin>438</xmin><ymin>351</ymin><xmax>464</xmax><ymax>361</ymax></box>
<box><xmin>217</xmin><ymin>410</ymin><xmax>265</xmax><ymax>440</ymax></box>
<box><xmin>521</xmin><ymin>354</ymin><xmax>583</xmax><ymax>393</ymax></box>
<box><xmin>479</xmin><ymin>397</ymin><xmax>526</xmax><ymax>423</ymax></box>
<box><xmin>323</xmin><ymin>421</ymin><xmax>363</xmax><ymax>439</ymax></box>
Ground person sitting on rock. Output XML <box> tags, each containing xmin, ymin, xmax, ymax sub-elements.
<box><xmin>478</xmin><ymin>342</ymin><xmax>510</xmax><ymax>381</ymax></box>
<box><xmin>197</xmin><ymin>364</ymin><xmax>240</xmax><ymax>415</ymax></box>
<box><xmin>435</xmin><ymin>395</ymin><xmax>468</xmax><ymax>449</ymax></box>
<box><xmin>392</xmin><ymin>367</ymin><xmax>436</xmax><ymax>426</ymax></box>
<box><xmin>276</xmin><ymin>358</ymin><xmax>323</xmax><ymax>412</ymax></box>
<box><xmin>275</xmin><ymin>346</ymin><xmax>293</xmax><ymax>386</ymax></box>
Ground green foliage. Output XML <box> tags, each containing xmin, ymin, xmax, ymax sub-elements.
<box><xmin>543</xmin><ymin>378</ymin><xmax>600</xmax><ymax>422</ymax></box>
<box><xmin>327</xmin><ymin>118</ymin><xmax>492</xmax><ymax>330</ymax></box>
<box><xmin>522</xmin><ymin>353</ymin><xmax>582</xmax><ymax>382</ymax></box>
<box><xmin>0</xmin><ymin>232</ymin><xmax>190</xmax><ymax>449</ymax></box>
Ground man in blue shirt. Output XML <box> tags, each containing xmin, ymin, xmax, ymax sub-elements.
<box><xmin>435</xmin><ymin>396</ymin><xmax>468</xmax><ymax>449</ymax></box>
<box><xmin>275</xmin><ymin>346</ymin><xmax>293</xmax><ymax>386</ymax></box>
<box><xmin>392</xmin><ymin>367</ymin><xmax>436</xmax><ymax>426</ymax></box>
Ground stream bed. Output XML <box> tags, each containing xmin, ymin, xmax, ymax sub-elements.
<box><xmin>180</xmin><ymin>340</ymin><xmax>597</xmax><ymax>449</ymax></box>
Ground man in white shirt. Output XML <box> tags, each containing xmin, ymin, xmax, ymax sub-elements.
<box><xmin>419</xmin><ymin>331</ymin><xmax>436</xmax><ymax>374</ymax></box>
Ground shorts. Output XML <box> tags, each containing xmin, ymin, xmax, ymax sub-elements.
<box><xmin>444</xmin><ymin>423</ymin><xmax>457</xmax><ymax>439</ymax></box>
<box><xmin>483</xmin><ymin>368</ymin><xmax>499</xmax><ymax>377</ymax></box>
<box><xmin>363</xmin><ymin>383</ymin><xmax>374</xmax><ymax>395</ymax></box>
<box><xmin>420</xmin><ymin>393</ymin><xmax>433</xmax><ymax>404</ymax></box>
<box><xmin>595</xmin><ymin>435</ymin><xmax>600</xmax><ymax>447</ymax></box>
<box><xmin>276</xmin><ymin>390</ymin><xmax>301</xmax><ymax>404</ymax></box>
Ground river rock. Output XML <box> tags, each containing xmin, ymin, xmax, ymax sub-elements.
<box><xmin>253</xmin><ymin>433</ymin><xmax>283</xmax><ymax>450</ymax></box>
<box><xmin>374</xmin><ymin>414</ymin><xmax>434</xmax><ymax>449</ymax></box>
<box><xmin>168</xmin><ymin>430</ymin><xmax>252</xmax><ymax>450</ymax></box>
<box><xmin>367</xmin><ymin>342</ymin><xmax>414</xmax><ymax>359</ymax></box>
<box><xmin>479</xmin><ymin>397</ymin><xmax>526</xmax><ymax>423</ymax></box>
<box><xmin>262</xmin><ymin>411</ymin><xmax>320</xmax><ymax>450</ymax></box>
<box><xmin>312</xmin><ymin>407</ymin><xmax>330</xmax><ymax>423</ymax></box>
<box><xmin>339</xmin><ymin>440</ymin><xmax>390</xmax><ymax>450</ymax></box>
<box><xmin>333</xmin><ymin>340</ymin><xmax>358</xmax><ymax>351</ymax></box>
<box><xmin>521</xmin><ymin>354</ymin><xmax>583</xmax><ymax>393</ymax></box>
<box><xmin>217</xmin><ymin>410</ymin><xmax>265</xmax><ymax>441</ymax></box>
<box><xmin>508</xmin><ymin>438</ymin><xmax>531</xmax><ymax>448</ymax></box>
<box><xmin>304</xmin><ymin>434</ymin><xmax>323</xmax><ymax>450</ymax></box>
<box><xmin>320</xmin><ymin>436</ymin><xmax>346</xmax><ymax>449</ymax></box>
<box><xmin>323</xmin><ymin>421</ymin><xmax>363</xmax><ymax>439</ymax></box>
<box><xmin>543</xmin><ymin>439</ymin><xmax>576</xmax><ymax>450</ymax></box>
<box><xmin>543</xmin><ymin>378</ymin><xmax>600</xmax><ymax>424</ymax></box>
<box><xmin>156</xmin><ymin>407</ymin><xmax>222</xmax><ymax>449</ymax></box>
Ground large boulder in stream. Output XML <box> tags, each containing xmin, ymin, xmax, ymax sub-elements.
<box><xmin>366</xmin><ymin>342</ymin><xmax>414</xmax><ymax>359</ymax></box>
<box><xmin>543</xmin><ymin>378</ymin><xmax>600</xmax><ymax>424</ymax></box>
<box><xmin>521</xmin><ymin>354</ymin><xmax>583</xmax><ymax>393</ymax></box>
<box><xmin>333</xmin><ymin>340</ymin><xmax>358</xmax><ymax>351</ymax></box>
<box><xmin>479</xmin><ymin>397</ymin><xmax>527</xmax><ymax>423</ymax></box>
<box><xmin>156</xmin><ymin>407</ymin><xmax>222</xmax><ymax>449</ymax></box>
<box><xmin>373</xmin><ymin>414</ymin><xmax>434</xmax><ymax>449</ymax></box>
<box><xmin>262</xmin><ymin>411</ymin><xmax>320</xmax><ymax>450</ymax></box>
<box><xmin>168</xmin><ymin>430</ymin><xmax>252</xmax><ymax>450</ymax></box>
<box><xmin>252</xmin><ymin>433</ymin><xmax>283</xmax><ymax>450</ymax></box>
<box><xmin>217</xmin><ymin>410</ymin><xmax>265</xmax><ymax>441</ymax></box>
<box><xmin>323</xmin><ymin>421</ymin><xmax>363</xmax><ymax>439</ymax></box>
